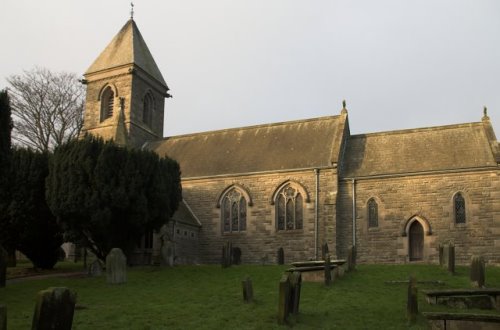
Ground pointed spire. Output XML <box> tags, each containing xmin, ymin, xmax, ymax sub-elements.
<box><xmin>341</xmin><ymin>100</ymin><xmax>348</xmax><ymax>114</ymax></box>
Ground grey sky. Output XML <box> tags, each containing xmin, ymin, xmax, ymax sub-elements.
<box><xmin>1</xmin><ymin>0</ymin><xmax>499</xmax><ymax>137</ymax></box>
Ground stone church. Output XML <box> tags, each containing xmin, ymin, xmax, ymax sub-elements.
<box><xmin>81</xmin><ymin>18</ymin><xmax>500</xmax><ymax>266</ymax></box>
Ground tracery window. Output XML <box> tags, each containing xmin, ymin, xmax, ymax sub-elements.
<box><xmin>222</xmin><ymin>189</ymin><xmax>247</xmax><ymax>233</ymax></box>
<box><xmin>454</xmin><ymin>193</ymin><xmax>466</xmax><ymax>224</ymax></box>
<box><xmin>143</xmin><ymin>93</ymin><xmax>154</xmax><ymax>127</ymax></box>
<box><xmin>276</xmin><ymin>184</ymin><xmax>303</xmax><ymax>231</ymax></box>
<box><xmin>100</xmin><ymin>86</ymin><xmax>114</xmax><ymax>121</ymax></box>
<box><xmin>368</xmin><ymin>198</ymin><xmax>378</xmax><ymax>228</ymax></box>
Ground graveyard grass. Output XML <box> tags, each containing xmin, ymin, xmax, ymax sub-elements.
<box><xmin>2</xmin><ymin>263</ymin><xmax>500</xmax><ymax>329</ymax></box>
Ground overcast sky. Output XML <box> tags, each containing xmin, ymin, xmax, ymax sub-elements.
<box><xmin>1</xmin><ymin>0</ymin><xmax>499</xmax><ymax>137</ymax></box>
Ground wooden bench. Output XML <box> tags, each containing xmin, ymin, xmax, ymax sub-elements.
<box><xmin>423</xmin><ymin>312</ymin><xmax>500</xmax><ymax>330</ymax></box>
<box><xmin>287</xmin><ymin>260</ymin><xmax>346</xmax><ymax>282</ymax></box>
<box><xmin>424</xmin><ymin>289</ymin><xmax>500</xmax><ymax>311</ymax></box>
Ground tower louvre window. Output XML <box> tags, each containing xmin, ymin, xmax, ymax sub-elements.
<box><xmin>100</xmin><ymin>87</ymin><xmax>114</xmax><ymax>121</ymax></box>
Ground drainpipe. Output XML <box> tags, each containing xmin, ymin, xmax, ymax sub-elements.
<box><xmin>352</xmin><ymin>178</ymin><xmax>356</xmax><ymax>247</ymax></box>
<box><xmin>314</xmin><ymin>168</ymin><xmax>320</xmax><ymax>259</ymax></box>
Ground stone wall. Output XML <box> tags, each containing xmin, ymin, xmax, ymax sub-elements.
<box><xmin>337</xmin><ymin>170</ymin><xmax>500</xmax><ymax>265</ymax></box>
<box><xmin>182</xmin><ymin>168</ymin><xmax>338</xmax><ymax>264</ymax></box>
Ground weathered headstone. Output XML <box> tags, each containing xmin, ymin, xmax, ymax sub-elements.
<box><xmin>321</xmin><ymin>243</ymin><xmax>329</xmax><ymax>260</ymax></box>
<box><xmin>324</xmin><ymin>253</ymin><xmax>332</xmax><ymax>286</ymax></box>
<box><xmin>87</xmin><ymin>260</ymin><xmax>103</xmax><ymax>277</ymax></box>
<box><xmin>277</xmin><ymin>247</ymin><xmax>285</xmax><ymax>265</ymax></box>
<box><xmin>347</xmin><ymin>245</ymin><xmax>356</xmax><ymax>272</ymax></box>
<box><xmin>106</xmin><ymin>248</ymin><xmax>127</xmax><ymax>284</ymax></box>
<box><xmin>407</xmin><ymin>276</ymin><xmax>418</xmax><ymax>324</ymax></box>
<box><xmin>242</xmin><ymin>277</ymin><xmax>253</xmax><ymax>303</ymax></box>
<box><xmin>278</xmin><ymin>273</ymin><xmax>291</xmax><ymax>324</ymax></box>
<box><xmin>447</xmin><ymin>243</ymin><xmax>455</xmax><ymax>275</ymax></box>
<box><xmin>288</xmin><ymin>271</ymin><xmax>302</xmax><ymax>315</ymax></box>
<box><xmin>438</xmin><ymin>244</ymin><xmax>444</xmax><ymax>267</ymax></box>
<box><xmin>0</xmin><ymin>245</ymin><xmax>7</xmax><ymax>288</ymax></box>
<box><xmin>232</xmin><ymin>247</ymin><xmax>242</xmax><ymax>265</ymax></box>
<box><xmin>0</xmin><ymin>304</ymin><xmax>6</xmax><ymax>330</ymax></box>
<box><xmin>31</xmin><ymin>287</ymin><xmax>76</xmax><ymax>330</ymax></box>
<box><xmin>221</xmin><ymin>241</ymin><xmax>233</xmax><ymax>268</ymax></box>
<box><xmin>470</xmin><ymin>255</ymin><xmax>485</xmax><ymax>288</ymax></box>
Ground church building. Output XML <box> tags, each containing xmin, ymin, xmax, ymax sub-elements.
<box><xmin>81</xmin><ymin>18</ymin><xmax>500</xmax><ymax>265</ymax></box>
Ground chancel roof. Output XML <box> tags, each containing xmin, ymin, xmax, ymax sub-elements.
<box><xmin>341</xmin><ymin>121</ymin><xmax>499</xmax><ymax>178</ymax></box>
<box><xmin>146</xmin><ymin>115</ymin><xmax>347</xmax><ymax>178</ymax></box>
<box><xmin>85</xmin><ymin>19</ymin><xmax>167</xmax><ymax>87</ymax></box>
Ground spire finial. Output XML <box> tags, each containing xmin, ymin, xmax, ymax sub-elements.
<box><xmin>130</xmin><ymin>2</ymin><xmax>134</xmax><ymax>19</ymax></box>
<box><xmin>341</xmin><ymin>100</ymin><xmax>347</xmax><ymax>114</ymax></box>
<box><xmin>482</xmin><ymin>106</ymin><xmax>490</xmax><ymax>121</ymax></box>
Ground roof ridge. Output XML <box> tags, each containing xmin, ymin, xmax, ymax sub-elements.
<box><xmin>349</xmin><ymin>121</ymin><xmax>484</xmax><ymax>138</ymax></box>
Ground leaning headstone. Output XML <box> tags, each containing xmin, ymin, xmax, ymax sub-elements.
<box><xmin>277</xmin><ymin>247</ymin><xmax>285</xmax><ymax>265</ymax></box>
<box><xmin>242</xmin><ymin>277</ymin><xmax>253</xmax><ymax>303</ymax></box>
<box><xmin>87</xmin><ymin>260</ymin><xmax>103</xmax><ymax>277</ymax></box>
<box><xmin>278</xmin><ymin>273</ymin><xmax>291</xmax><ymax>325</ymax></box>
<box><xmin>288</xmin><ymin>271</ymin><xmax>302</xmax><ymax>315</ymax></box>
<box><xmin>447</xmin><ymin>243</ymin><xmax>455</xmax><ymax>274</ymax></box>
<box><xmin>0</xmin><ymin>304</ymin><xmax>6</xmax><ymax>330</ymax></box>
<box><xmin>106</xmin><ymin>248</ymin><xmax>127</xmax><ymax>284</ymax></box>
<box><xmin>324</xmin><ymin>253</ymin><xmax>332</xmax><ymax>286</ymax></box>
<box><xmin>407</xmin><ymin>276</ymin><xmax>418</xmax><ymax>324</ymax></box>
<box><xmin>321</xmin><ymin>243</ymin><xmax>329</xmax><ymax>260</ymax></box>
<box><xmin>470</xmin><ymin>255</ymin><xmax>485</xmax><ymax>288</ymax></box>
<box><xmin>31</xmin><ymin>287</ymin><xmax>76</xmax><ymax>330</ymax></box>
<box><xmin>347</xmin><ymin>245</ymin><xmax>356</xmax><ymax>272</ymax></box>
<box><xmin>0</xmin><ymin>245</ymin><xmax>7</xmax><ymax>288</ymax></box>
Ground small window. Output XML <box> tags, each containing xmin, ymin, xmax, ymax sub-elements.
<box><xmin>221</xmin><ymin>188</ymin><xmax>247</xmax><ymax>233</ymax></box>
<box><xmin>276</xmin><ymin>184</ymin><xmax>303</xmax><ymax>231</ymax></box>
<box><xmin>368</xmin><ymin>198</ymin><xmax>378</xmax><ymax>228</ymax></box>
<box><xmin>454</xmin><ymin>193</ymin><xmax>466</xmax><ymax>224</ymax></box>
<box><xmin>100</xmin><ymin>86</ymin><xmax>114</xmax><ymax>121</ymax></box>
<box><xmin>143</xmin><ymin>93</ymin><xmax>154</xmax><ymax>127</ymax></box>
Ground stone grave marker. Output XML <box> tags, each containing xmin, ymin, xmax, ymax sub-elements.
<box><xmin>242</xmin><ymin>277</ymin><xmax>253</xmax><ymax>303</ymax></box>
<box><xmin>0</xmin><ymin>304</ymin><xmax>6</xmax><ymax>330</ymax></box>
<box><xmin>288</xmin><ymin>271</ymin><xmax>302</xmax><ymax>315</ymax></box>
<box><xmin>31</xmin><ymin>287</ymin><xmax>76</xmax><ymax>330</ymax></box>
<box><xmin>106</xmin><ymin>248</ymin><xmax>127</xmax><ymax>284</ymax></box>
<box><xmin>438</xmin><ymin>244</ymin><xmax>444</xmax><ymax>267</ymax></box>
<box><xmin>161</xmin><ymin>240</ymin><xmax>174</xmax><ymax>266</ymax></box>
<box><xmin>278</xmin><ymin>273</ymin><xmax>291</xmax><ymax>324</ymax></box>
<box><xmin>407</xmin><ymin>276</ymin><xmax>418</xmax><ymax>324</ymax></box>
<box><xmin>347</xmin><ymin>245</ymin><xmax>356</xmax><ymax>272</ymax></box>
<box><xmin>88</xmin><ymin>260</ymin><xmax>103</xmax><ymax>277</ymax></box>
<box><xmin>321</xmin><ymin>243</ymin><xmax>329</xmax><ymax>260</ymax></box>
<box><xmin>277</xmin><ymin>247</ymin><xmax>285</xmax><ymax>265</ymax></box>
<box><xmin>470</xmin><ymin>255</ymin><xmax>485</xmax><ymax>288</ymax></box>
<box><xmin>447</xmin><ymin>243</ymin><xmax>455</xmax><ymax>275</ymax></box>
<box><xmin>0</xmin><ymin>245</ymin><xmax>7</xmax><ymax>288</ymax></box>
<box><xmin>324</xmin><ymin>253</ymin><xmax>332</xmax><ymax>286</ymax></box>
<box><xmin>232</xmin><ymin>247</ymin><xmax>242</xmax><ymax>265</ymax></box>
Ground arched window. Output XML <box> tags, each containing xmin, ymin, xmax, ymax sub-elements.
<box><xmin>100</xmin><ymin>86</ymin><xmax>114</xmax><ymax>121</ymax></box>
<box><xmin>276</xmin><ymin>184</ymin><xmax>303</xmax><ymax>231</ymax></box>
<box><xmin>222</xmin><ymin>189</ymin><xmax>246</xmax><ymax>233</ymax></box>
<box><xmin>143</xmin><ymin>93</ymin><xmax>154</xmax><ymax>127</ymax></box>
<box><xmin>368</xmin><ymin>198</ymin><xmax>378</xmax><ymax>228</ymax></box>
<box><xmin>454</xmin><ymin>193</ymin><xmax>466</xmax><ymax>224</ymax></box>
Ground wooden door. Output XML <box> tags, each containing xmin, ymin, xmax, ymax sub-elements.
<box><xmin>409</xmin><ymin>221</ymin><xmax>423</xmax><ymax>261</ymax></box>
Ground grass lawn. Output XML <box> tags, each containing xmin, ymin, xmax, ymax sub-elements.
<box><xmin>1</xmin><ymin>263</ymin><xmax>500</xmax><ymax>329</ymax></box>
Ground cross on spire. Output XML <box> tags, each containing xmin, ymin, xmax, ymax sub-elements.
<box><xmin>130</xmin><ymin>2</ymin><xmax>135</xmax><ymax>19</ymax></box>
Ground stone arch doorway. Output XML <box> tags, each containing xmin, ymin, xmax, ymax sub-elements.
<box><xmin>409</xmin><ymin>220</ymin><xmax>424</xmax><ymax>261</ymax></box>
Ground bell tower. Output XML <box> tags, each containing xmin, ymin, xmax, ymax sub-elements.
<box><xmin>81</xmin><ymin>18</ymin><xmax>170</xmax><ymax>148</ymax></box>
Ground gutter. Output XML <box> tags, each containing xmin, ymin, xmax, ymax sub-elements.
<box><xmin>314</xmin><ymin>168</ymin><xmax>320</xmax><ymax>259</ymax></box>
<box><xmin>352</xmin><ymin>178</ymin><xmax>356</xmax><ymax>247</ymax></box>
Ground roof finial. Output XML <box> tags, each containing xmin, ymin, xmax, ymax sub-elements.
<box><xmin>130</xmin><ymin>2</ymin><xmax>134</xmax><ymax>20</ymax></box>
<box><xmin>482</xmin><ymin>106</ymin><xmax>489</xmax><ymax>121</ymax></box>
<box><xmin>341</xmin><ymin>100</ymin><xmax>347</xmax><ymax>114</ymax></box>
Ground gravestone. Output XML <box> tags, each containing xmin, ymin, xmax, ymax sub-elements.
<box><xmin>221</xmin><ymin>241</ymin><xmax>233</xmax><ymax>268</ymax></box>
<box><xmin>0</xmin><ymin>245</ymin><xmax>7</xmax><ymax>288</ymax></box>
<box><xmin>232</xmin><ymin>247</ymin><xmax>242</xmax><ymax>265</ymax></box>
<box><xmin>0</xmin><ymin>304</ymin><xmax>6</xmax><ymax>330</ymax></box>
<box><xmin>242</xmin><ymin>277</ymin><xmax>253</xmax><ymax>303</ymax></box>
<box><xmin>31</xmin><ymin>287</ymin><xmax>76</xmax><ymax>330</ymax></box>
<box><xmin>447</xmin><ymin>243</ymin><xmax>455</xmax><ymax>274</ymax></box>
<box><xmin>321</xmin><ymin>243</ymin><xmax>329</xmax><ymax>260</ymax></box>
<box><xmin>324</xmin><ymin>253</ymin><xmax>332</xmax><ymax>286</ymax></box>
<box><xmin>161</xmin><ymin>241</ymin><xmax>174</xmax><ymax>266</ymax></box>
<box><xmin>88</xmin><ymin>260</ymin><xmax>103</xmax><ymax>277</ymax></box>
<box><xmin>288</xmin><ymin>271</ymin><xmax>302</xmax><ymax>315</ymax></box>
<box><xmin>277</xmin><ymin>247</ymin><xmax>285</xmax><ymax>265</ymax></box>
<box><xmin>470</xmin><ymin>255</ymin><xmax>485</xmax><ymax>288</ymax></box>
<box><xmin>278</xmin><ymin>273</ymin><xmax>291</xmax><ymax>324</ymax></box>
<box><xmin>347</xmin><ymin>245</ymin><xmax>356</xmax><ymax>272</ymax></box>
<box><xmin>438</xmin><ymin>244</ymin><xmax>444</xmax><ymax>267</ymax></box>
<box><xmin>407</xmin><ymin>276</ymin><xmax>418</xmax><ymax>324</ymax></box>
<box><xmin>106</xmin><ymin>248</ymin><xmax>127</xmax><ymax>284</ymax></box>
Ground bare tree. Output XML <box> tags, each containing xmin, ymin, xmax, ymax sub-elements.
<box><xmin>7</xmin><ymin>67</ymin><xmax>85</xmax><ymax>151</ymax></box>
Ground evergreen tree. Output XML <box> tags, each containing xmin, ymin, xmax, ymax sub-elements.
<box><xmin>46</xmin><ymin>136</ymin><xmax>182</xmax><ymax>261</ymax></box>
<box><xmin>0</xmin><ymin>89</ymin><xmax>12</xmax><ymax>162</ymax></box>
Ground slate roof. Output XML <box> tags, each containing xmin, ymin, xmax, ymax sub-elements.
<box><xmin>171</xmin><ymin>201</ymin><xmax>202</xmax><ymax>227</ymax></box>
<box><xmin>341</xmin><ymin>121</ymin><xmax>499</xmax><ymax>178</ymax></box>
<box><xmin>85</xmin><ymin>19</ymin><xmax>167</xmax><ymax>87</ymax></box>
<box><xmin>146</xmin><ymin>115</ymin><xmax>347</xmax><ymax>178</ymax></box>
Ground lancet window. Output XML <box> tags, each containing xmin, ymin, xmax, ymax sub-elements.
<box><xmin>368</xmin><ymin>198</ymin><xmax>378</xmax><ymax>228</ymax></box>
<box><xmin>222</xmin><ymin>189</ymin><xmax>247</xmax><ymax>233</ymax></box>
<box><xmin>454</xmin><ymin>193</ymin><xmax>466</xmax><ymax>224</ymax></box>
<box><xmin>100</xmin><ymin>86</ymin><xmax>114</xmax><ymax>121</ymax></box>
<box><xmin>276</xmin><ymin>184</ymin><xmax>303</xmax><ymax>231</ymax></box>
